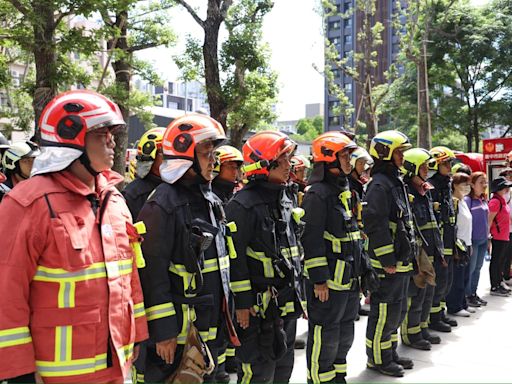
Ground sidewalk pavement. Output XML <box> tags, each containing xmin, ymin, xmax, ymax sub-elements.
<box><xmin>288</xmin><ymin>261</ymin><xmax>512</xmax><ymax>383</ymax></box>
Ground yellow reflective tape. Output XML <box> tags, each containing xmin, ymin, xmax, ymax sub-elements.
<box><xmin>33</xmin><ymin>262</ymin><xmax>107</xmax><ymax>283</ymax></box>
<box><xmin>134</xmin><ymin>302</ymin><xmax>146</xmax><ymax>319</ymax></box>
<box><xmin>280</xmin><ymin>301</ymin><xmax>296</xmax><ymax>316</ymax></box>
<box><xmin>400</xmin><ymin>297</ymin><xmax>412</xmax><ymax>344</ymax></box>
<box><xmin>334</xmin><ymin>363</ymin><xmax>347</xmax><ymax>374</ymax></box>
<box><xmin>0</xmin><ymin>327</ymin><xmax>32</xmax><ymax>349</ymax></box>
<box><xmin>226</xmin><ymin>347</ymin><xmax>236</xmax><ymax>357</ymax></box>
<box><xmin>58</xmin><ymin>281</ymin><xmax>76</xmax><ymax>309</ymax></box>
<box><xmin>202</xmin><ymin>258</ymin><xmax>219</xmax><ymax>273</ymax></box>
<box><xmin>390</xmin><ymin>333</ymin><xmax>398</xmax><ymax>342</ymax></box>
<box><xmin>389</xmin><ymin>222</ymin><xmax>397</xmax><ymax>234</ymax></box>
<box><xmin>430</xmin><ymin>305</ymin><xmax>442</xmax><ymax>314</ymax></box>
<box><xmin>247</xmin><ymin>247</ymin><xmax>274</xmax><ymax>278</ymax></box>
<box><xmin>230</xmin><ymin>279</ymin><xmax>252</xmax><ymax>293</ymax></box>
<box><xmin>370</xmin><ymin>259</ymin><xmax>413</xmax><ymax>272</ymax></box>
<box><xmin>373</xmin><ymin>303</ymin><xmax>387</xmax><ymax>365</ymax></box>
<box><xmin>444</xmin><ymin>248</ymin><xmax>453</xmax><ymax>256</ymax></box>
<box><xmin>105</xmin><ymin>258</ymin><xmax>133</xmax><ymax>278</ymax></box>
<box><xmin>334</xmin><ymin>260</ymin><xmax>346</xmax><ymax>284</ymax></box>
<box><xmin>37</xmin><ymin>353</ymin><xmax>107</xmax><ymax>377</ymax></box>
<box><xmin>117</xmin><ymin>343</ymin><xmax>134</xmax><ymax>364</ymax></box>
<box><xmin>146</xmin><ymin>302</ymin><xmax>176</xmax><ymax>321</ymax></box>
<box><xmin>281</xmin><ymin>246</ymin><xmax>300</xmax><ymax>259</ymax></box>
<box><xmin>326</xmin><ymin>279</ymin><xmax>353</xmax><ymax>291</ymax></box>
<box><xmin>318</xmin><ymin>370</ymin><xmax>336</xmax><ymax>382</ymax></box>
<box><xmin>199</xmin><ymin>327</ymin><xmax>217</xmax><ymax>342</ymax></box>
<box><xmin>408</xmin><ymin>325</ymin><xmax>421</xmax><ymax>334</ymax></box>
<box><xmin>374</xmin><ymin>244</ymin><xmax>394</xmax><ymax>257</ymax></box>
<box><xmin>323</xmin><ymin>232</ymin><xmax>341</xmax><ymax>253</ymax></box>
<box><xmin>241</xmin><ymin>363</ymin><xmax>253</xmax><ymax>384</ymax></box>
<box><xmin>311</xmin><ymin>325</ymin><xmax>322</xmax><ymax>383</ymax></box>
<box><xmin>305</xmin><ymin>257</ymin><xmax>328</xmax><ymax>270</ymax></box>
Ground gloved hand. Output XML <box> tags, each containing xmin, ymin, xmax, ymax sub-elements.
<box><xmin>361</xmin><ymin>268</ymin><xmax>380</xmax><ymax>294</ymax></box>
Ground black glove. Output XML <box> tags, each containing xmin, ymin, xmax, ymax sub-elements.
<box><xmin>361</xmin><ymin>268</ymin><xmax>380</xmax><ymax>294</ymax></box>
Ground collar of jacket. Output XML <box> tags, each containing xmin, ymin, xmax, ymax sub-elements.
<box><xmin>141</xmin><ymin>172</ymin><xmax>162</xmax><ymax>186</ymax></box>
<box><xmin>246</xmin><ymin>179</ymin><xmax>285</xmax><ymax>203</ymax></box>
<box><xmin>212</xmin><ymin>177</ymin><xmax>235</xmax><ymax>201</ymax></box>
<box><xmin>52</xmin><ymin>170</ymin><xmax>123</xmax><ymax>197</ymax></box>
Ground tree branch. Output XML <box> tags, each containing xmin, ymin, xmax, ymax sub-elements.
<box><xmin>7</xmin><ymin>0</ymin><xmax>29</xmax><ymax>16</ymax></box>
<box><xmin>220</xmin><ymin>0</ymin><xmax>234</xmax><ymax>19</ymax></box>
<box><xmin>175</xmin><ymin>0</ymin><xmax>205</xmax><ymax>28</ymax></box>
<box><xmin>127</xmin><ymin>41</ymin><xmax>163</xmax><ymax>53</ymax></box>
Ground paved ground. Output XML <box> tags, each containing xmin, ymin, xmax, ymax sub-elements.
<box><xmin>287</xmin><ymin>261</ymin><xmax>512</xmax><ymax>383</ymax></box>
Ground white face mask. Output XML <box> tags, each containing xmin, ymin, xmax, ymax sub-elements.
<box><xmin>460</xmin><ymin>185</ymin><xmax>471</xmax><ymax>196</ymax></box>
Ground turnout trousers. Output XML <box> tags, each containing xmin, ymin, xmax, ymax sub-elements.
<box><xmin>401</xmin><ymin>280</ymin><xmax>427</xmax><ymax>344</ymax></box>
<box><xmin>306</xmin><ymin>282</ymin><xmax>359</xmax><ymax>383</ymax></box>
<box><xmin>366</xmin><ymin>273</ymin><xmax>409</xmax><ymax>367</ymax></box>
<box><xmin>430</xmin><ymin>256</ymin><xmax>453</xmax><ymax>323</ymax></box>
<box><xmin>236</xmin><ymin>318</ymin><xmax>297</xmax><ymax>384</ymax></box>
<box><xmin>420</xmin><ymin>284</ymin><xmax>435</xmax><ymax>331</ymax></box>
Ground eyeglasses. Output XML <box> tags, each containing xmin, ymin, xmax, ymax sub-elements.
<box><xmin>89</xmin><ymin>127</ymin><xmax>115</xmax><ymax>143</ymax></box>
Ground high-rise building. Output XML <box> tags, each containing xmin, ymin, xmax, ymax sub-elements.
<box><xmin>324</xmin><ymin>0</ymin><xmax>405</xmax><ymax>131</ymax></box>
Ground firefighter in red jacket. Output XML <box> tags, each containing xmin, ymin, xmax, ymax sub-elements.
<box><xmin>0</xmin><ymin>90</ymin><xmax>148</xmax><ymax>383</ymax></box>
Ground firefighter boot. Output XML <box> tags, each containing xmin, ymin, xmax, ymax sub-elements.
<box><xmin>392</xmin><ymin>351</ymin><xmax>414</xmax><ymax>369</ymax></box>
<box><xmin>422</xmin><ymin>328</ymin><xmax>441</xmax><ymax>344</ymax></box>
<box><xmin>367</xmin><ymin>360</ymin><xmax>405</xmax><ymax>377</ymax></box>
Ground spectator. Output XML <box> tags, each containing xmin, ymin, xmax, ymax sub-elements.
<box><xmin>499</xmin><ymin>168</ymin><xmax>512</xmax><ymax>284</ymax></box>
<box><xmin>465</xmin><ymin>172</ymin><xmax>489</xmax><ymax>306</ymax></box>
<box><xmin>446</xmin><ymin>173</ymin><xmax>473</xmax><ymax>316</ymax></box>
<box><xmin>488</xmin><ymin>176</ymin><xmax>512</xmax><ymax>296</ymax></box>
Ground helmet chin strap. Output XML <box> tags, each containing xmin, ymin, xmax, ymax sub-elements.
<box><xmin>191</xmin><ymin>153</ymin><xmax>210</xmax><ymax>184</ymax></box>
<box><xmin>79</xmin><ymin>152</ymin><xmax>100</xmax><ymax>177</ymax></box>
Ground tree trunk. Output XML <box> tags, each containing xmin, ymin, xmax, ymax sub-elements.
<box><xmin>417</xmin><ymin>53</ymin><xmax>431</xmax><ymax>148</ymax></box>
<box><xmin>203</xmin><ymin>16</ymin><xmax>227</xmax><ymax>129</ymax></box>
<box><xmin>229</xmin><ymin>123</ymin><xmax>248</xmax><ymax>149</ymax></box>
<box><xmin>32</xmin><ymin>0</ymin><xmax>57</xmax><ymax>140</ymax></box>
<box><xmin>111</xmin><ymin>11</ymin><xmax>130</xmax><ymax>183</ymax></box>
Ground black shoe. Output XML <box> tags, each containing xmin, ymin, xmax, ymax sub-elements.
<box><xmin>404</xmin><ymin>339</ymin><xmax>431</xmax><ymax>351</ymax></box>
<box><xmin>442</xmin><ymin>316</ymin><xmax>458</xmax><ymax>327</ymax></box>
<box><xmin>490</xmin><ymin>286</ymin><xmax>510</xmax><ymax>297</ymax></box>
<box><xmin>475</xmin><ymin>295</ymin><xmax>488</xmax><ymax>306</ymax></box>
<box><xmin>429</xmin><ymin>321</ymin><xmax>452</xmax><ymax>333</ymax></box>
<box><xmin>215</xmin><ymin>370</ymin><xmax>231</xmax><ymax>384</ymax></box>
<box><xmin>393</xmin><ymin>355</ymin><xmax>414</xmax><ymax>369</ymax></box>
<box><xmin>367</xmin><ymin>360</ymin><xmax>405</xmax><ymax>377</ymax></box>
<box><xmin>294</xmin><ymin>338</ymin><xmax>306</xmax><ymax>349</ymax></box>
<box><xmin>467</xmin><ymin>295</ymin><xmax>482</xmax><ymax>307</ymax></box>
<box><xmin>422</xmin><ymin>328</ymin><xmax>441</xmax><ymax>344</ymax></box>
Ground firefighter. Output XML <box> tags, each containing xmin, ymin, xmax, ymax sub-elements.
<box><xmin>0</xmin><ymin>141</ymin><xmax>40</xmax><ymax>202</ymax></box>
<box><xmin>302</xmin><ymin>132</ymin><xmax>372</xmax><ymax>383</ymax></box>
<box><xmin>348</xmin><ymin>147</ymin><xmax>374</xmax><ymax>200</ymax></box>
<box><xmin>0</xmin><ymin>90</ymin><xmax>148</xmax><ymax>383</ymax></box>
<box><xmin>400</xmin><ymin>148</ymin><xmax>442</xmax><ymax>350</ymax></box>
<box><xmin>225</xmin><ymin>131</ymin><xmax>305</xmax><ymax>384</ymax></box>
<box><xmin>122</xmin><ymin>127</ymin><xmax>165</xmax><ymax>219</ymax></box>
<box><xmin>212</xmin><ymin>145</ymin><xmax>244</xmax><ymax>203</ymax></box>
<box><xmin>136</xmin><ymin>113</ymin><xmax>234</xmax><ymax>382</ymax></box>
<box><xmin>211</xmin><ymin>144</ymin><xmax>244</xmax><ymax>382</ymax></box>
<box><xmin>363</xmin><ymin>130</ymin><xmax>415</xmax><ymax>377</ymax></box>
<box><xmin>427</xmin><ymin>146</ymin><xmax>458</xmax><ymax>332</ymax></box>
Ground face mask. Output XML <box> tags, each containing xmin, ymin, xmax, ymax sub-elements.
<box><xmin>460</xmin><ymin>185</ymin><xmax>471</xmax><ymax>196</ymax></box>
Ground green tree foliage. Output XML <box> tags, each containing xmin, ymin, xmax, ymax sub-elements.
<box><xmin>292</xmin><ymin>116</ymin><xmax>324</xmax><ymax>142</ymax></box>
<box><xmin>173</xmin><ymin>0</ymin><xmax>278</xmax><ymax>148</ymax></box>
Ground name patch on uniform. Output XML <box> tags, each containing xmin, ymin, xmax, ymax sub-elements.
<box><xmin>101</xmin><ymin>224</ymin><xmax>113</xmax><ymax>237</ymax></box>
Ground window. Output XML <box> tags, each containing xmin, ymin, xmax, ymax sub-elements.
<box><xmin>344</xmin><ymin>82</ymin><xmax>353</xmax><ymax>93</ymax></box>
<box><xmin>331</xmin><ymin>68</ymin><xmax>341</xmax><ymax>78</ymax></box>
<box><xmin>344</xmin><ymin>17</ymin><xmax>352</xmax><ymax>28</ymax></box>
<box><xmin>329</xmin><ymin>100</ymin><xmax>340</xmax><ymax>113</ymax></box>
<box><xmin>329</xmin><ymin>21</ymin><xmax>341</xmax><ymax>31</ymax></box>
<box><xmin>329</xmin><ymin>116</ymin><xmax>341</xmax><ymax>126</ymax></box>
<box><xmin>344</xmin><ymin>34</ymin><xmax>352</xmax><ymax>45</ymax></box>
<box><xmin>330</xmin><ymin>37</ymin><xmax>340</xmax><ymax>46</ymax></box>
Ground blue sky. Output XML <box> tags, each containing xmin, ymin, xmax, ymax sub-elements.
<box><xmin>144</xmin><ymin>0</ymin><xmax>490</xmax><ymax>121</ymax></box>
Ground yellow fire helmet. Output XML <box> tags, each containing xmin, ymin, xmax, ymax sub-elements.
<box><xmin>213</xmin><ymin>145</ymin><xmax>243</xmax><ymax>173</ymax></box>
<box><xmin>369</xmin><ymin>130</ymin><xmax>412</xmax><ymax>161</ymax></box>
<box><xmin>429</xmin><ymin>146</ymin><xmax>456</xmax><ymax>171</ymax></box>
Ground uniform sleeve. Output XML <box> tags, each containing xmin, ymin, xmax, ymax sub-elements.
<box><xmin>225</xmin><ymin>200</ymin><xmax>255</xmax><ymax>310</ymax></box>
<box><xmin>301</xmin><ymin>191</ymin><xmax>330</xmax><ymax>283</ymax></box>
<box><xmin>488</xmin><ymin>198</ymin><xmax>500</xmax><ymax>213</ymax></box>
<box><xmin>138</xmin><ymin>201</ymin><xmax>179</xmax><ymax>343</ymax></box>
<box><xmin>0</xmin><ymin>197</ymin><xmax>42</xmax><ymax>380</ymax></box>
<box><xmin>363</xmin><ymin>183</ymin><xmax>396</xmax><ymax>268</ymax></box>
